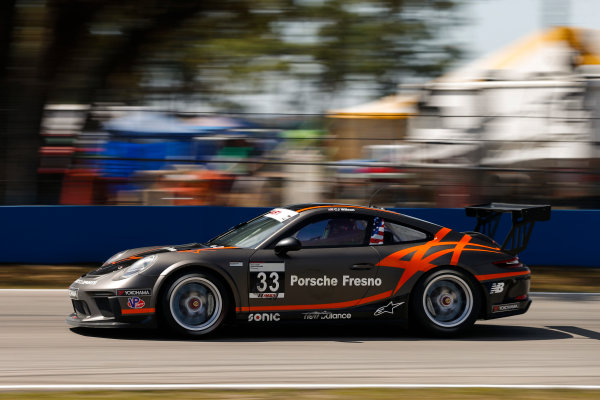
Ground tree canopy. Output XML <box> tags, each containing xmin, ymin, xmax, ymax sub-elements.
<box><xmin>0</xmin><ymin>0</ymin><xmax>463</xmax><ymax>203</ymax></box>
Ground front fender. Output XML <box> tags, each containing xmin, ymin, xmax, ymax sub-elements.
<box><xmin>150</xmin><ymin>260</ymin><xmax>242</xmax><ymax>314</ymax></box>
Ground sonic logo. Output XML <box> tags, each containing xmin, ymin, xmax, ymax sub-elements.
<box><xmin>127</xmin><ymin>297</ymin><xmax>146</xmax><ymax>309</ymax></box>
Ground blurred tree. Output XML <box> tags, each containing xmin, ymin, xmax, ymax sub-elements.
<box><xmin>0</xmin><ymin>0</ymin><xmax>211</xmax><ymax>204</ymax></box>
<box><xmin>310</xmin><ymin>0</ymin><xmax>462</xmax><ymax>95</ymax></box>
<box><xmin>147</xmin><ymin>0</ymin><xmax>463</xmax><ymax>111</ymax></box>
<box><xmin>0</xmin><ymin>0</ymin><xmax>462</xmax><ymax>204</ymax></box>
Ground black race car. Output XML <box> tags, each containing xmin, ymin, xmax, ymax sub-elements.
<box><xmin>67</xmin><ymin>203</ymin><xmax>550</xmax><ymax>336</ymax></box>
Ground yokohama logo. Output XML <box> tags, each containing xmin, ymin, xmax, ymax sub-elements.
<box><xmin>117</xmin><ymin>289</ymin><xmax>151</xmax><ymax>296</ymax></box>
<box><xmin>492</xmin><ymin>303</ymin><xmax>519</xmax><ymax>313</ymax></box>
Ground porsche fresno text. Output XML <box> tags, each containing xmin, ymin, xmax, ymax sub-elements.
<box><xmin>290</xmin><ymin>275</ymin><xmax>382</xmax><ymax>287</ymax></box>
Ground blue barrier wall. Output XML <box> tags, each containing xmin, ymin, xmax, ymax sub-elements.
<box><xmin>0</xmin><ymin>206</ymin><xmax>596</xmax><ymax>266</ymax></box>
<box><xmin>0</xmin><ymin>206</ymin><xmax>268</xmax><ymax>264</ymax></box>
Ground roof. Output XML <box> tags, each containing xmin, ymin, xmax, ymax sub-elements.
<box><xmin>326</xmin><ymin>94</ymin><xmax>417</xmax><ymax>119</ymax></box>
<box><xmin>284</xmin><ymin>203</ymin><xmax>400</xmax><ymax>216</ymax></box>
<box><xmin>438</xmin><ymin>26</ymin><xmax>600</xmax><ymax>83</ymax></box>
<box><xmin>327</xmin><ymin>27</ymin><xmax>600</xmax><ymax>118</ymax></box>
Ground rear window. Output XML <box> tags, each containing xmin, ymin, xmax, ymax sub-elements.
<box><xmin>369</xmin><ymin>218</ymin><xmax>428</xmax><ymax>245</ymax></box>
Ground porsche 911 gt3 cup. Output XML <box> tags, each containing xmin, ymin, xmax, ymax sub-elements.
<box><xmin>67</xmin><ymin>202</ymin><xmax>550</xmax><ymax>337</ymax></box>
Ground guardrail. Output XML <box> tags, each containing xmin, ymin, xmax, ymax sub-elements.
<box><xmin>0</xmin><ymin>206</ymin><xmax>593</xmax><ymax>266</ymax></box>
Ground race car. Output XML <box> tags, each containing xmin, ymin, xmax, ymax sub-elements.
<box><xmin>67</xmin><ymin>202</ymin><xmax>550</xmax><ymax>337</ymax></box>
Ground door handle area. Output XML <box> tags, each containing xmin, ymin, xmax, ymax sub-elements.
<box><xmin>351</xmin><ymin>263</ymin><xmax>374</xmax><ymax>270</ymax></box>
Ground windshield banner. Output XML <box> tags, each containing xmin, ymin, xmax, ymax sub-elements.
<box><xmin>265</xmin><ymin>208</ymin><xmax>298</xmax><ymax>223</ymax></box>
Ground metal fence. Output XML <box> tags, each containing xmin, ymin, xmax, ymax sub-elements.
<box><xmin>6</xmin><ymin>103</ymin><xmax>597</xmax><ymax>209</ymax></box>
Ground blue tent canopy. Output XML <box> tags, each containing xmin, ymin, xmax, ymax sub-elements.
<box><xmin>104</xmin><ymin>112</ymin><xmax>198</xmax><ymax>138</ymax></box>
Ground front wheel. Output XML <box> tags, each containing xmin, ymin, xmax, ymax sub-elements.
<box><xmin>161</xmin><ymin>272</ymin><xmax>228</xmax><ymax>336</ymax></box>
<box><xmin>410</xmin><ymin>269</ymin><xmax>480</xmax><ymax>336</ymax></box>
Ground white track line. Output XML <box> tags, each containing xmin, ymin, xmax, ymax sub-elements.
<box><xmin>0</xmin><ymin>289</ymin><xmax>67</xmax><ymax>292</ymax></box>
<box><xmin>1</xmin><ymin>289</ymin><xmax>599</xmax><ymax>296</ymax></box>
<box><xmin>0</xmin><ymin>384</ymin><xmax>599</xmax><ymax>391</ymax></box>
<box><xmin>532</xmin><ymin>292</ymin><xmax>600</xmax><ymax>296</ymax></box>
<box><xmin>0</xmin><ymin>289</ymin><xmax>69</xmax><ymax>293</ymax></box>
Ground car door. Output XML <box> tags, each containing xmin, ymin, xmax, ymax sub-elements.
<box><xmin>247</xmin><ymin>213</ymin><xmax>384</xmax><ymax>319</ymax></box>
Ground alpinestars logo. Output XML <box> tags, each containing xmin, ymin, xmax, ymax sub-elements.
<box><xmin>374</xmin><ymin>301</ymin><xmax>404</xmax><ymax>316</ymax></box>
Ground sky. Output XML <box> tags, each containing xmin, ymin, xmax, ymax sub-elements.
<box><xmin>320</xmin><ymin>0</ymin><xmax>600</xmax><ymax>113</ymax></box>
<box><xmin>304</xmin><ymin>0</ymin><xmax>600</xmax><ymax>113</ymax></box>
<box><xmin>457</xmin><ymin>0</ymin><xmax>600</xmax><ymax>62</ymax></box>
<box><xmin>199</xmin><ymin>0</ymin><xmax>600</xmax><ymax>113</ymax></box>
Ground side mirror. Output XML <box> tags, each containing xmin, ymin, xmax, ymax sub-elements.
<box><xmin>274</xmin><ymin>237</ymin><xmax>302</xmax><ymax>256</ymax></box>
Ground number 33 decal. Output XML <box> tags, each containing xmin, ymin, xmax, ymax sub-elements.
<box><xmin>256</xmin><ymin>271</ymin><xmax>280</xmax><ymax>292</ymax></box>
<box><xmin>249</xmin><ymin>262</ymin><xmax>285</xmax><ymax>299</ymax></box>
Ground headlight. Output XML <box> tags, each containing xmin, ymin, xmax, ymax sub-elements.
<box><xmin>103</xmin><ymin>251</ymin><xmax>126</xmax><ymax>266</ymax></box>
<box><xmin>121</xmin><ymin>255</ymin><xmax>157</xmax><ymax>279</ymax></box>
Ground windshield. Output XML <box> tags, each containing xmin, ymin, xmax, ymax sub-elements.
<box><xmin>207</xmin><ymin>208</ymin><xmax>298</xmax><ymax>248</ymax></box>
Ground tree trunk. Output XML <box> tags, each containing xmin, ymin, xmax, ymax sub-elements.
<box><xmin>0</xmin><ymin>0</ymin><xmax>45</xmax><ymax>204</ymax></box>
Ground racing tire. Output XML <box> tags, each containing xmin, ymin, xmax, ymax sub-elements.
<box><xmin>410</xmin><ymin>269</ymin><xmax>480</xmax><ymax>336</ymax></box>
<box><xmin>161</xmin><ymin>272</ymin><xmax>229</xmax><ymax>337</ymax></box>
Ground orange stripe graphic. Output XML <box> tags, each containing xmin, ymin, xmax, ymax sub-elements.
<box><xmin>295</xmin><ymin>205</ymin><xmax>401</xmax><ymax>216</ymax></box>
<box><xmin>112</xmin><ymin>256</ymin><xmax>142</xmax><ymax>265</ymax></box>
<box><xmin>179</xmin><ymin>247</ymin><xmax>238</xmax><ymax>253</ymax></box>
<box><xmin>236</xmin><ymin>290</ymin><xmax>393</xmax><ymax>312</ymax></box>
<box><xmin>459</xmin><ymin>248</ymin><xmax>504</xmax><ymax>255</ymax></box>
<box><xmin>121</xmin><ymin>308</ymin><xmax>156</xmax><ymax>314</ymax></box>
<box><xmin>451</xmin><ymin>234</ymin><xmax>472</xmax><ymax>265</ymax></box>
<box><xmin>377</xmin><ymin>227</ymin><xmax>451</xmax><ymax>295</ymax></box>
<box><xmin>475</xmin><ymin>270</ymin><xmax>530</xmax><ymax>281</ymax></box>
<box><xmin>422</xmin><ymin>248</ymin><xmax>456</xmax><ymax>264</ymax></box>
<box><xmin>463</xmin><ymin>242</ymin><xmax>501</xmax><ymax>250</ymax></box>
<box><xmin>111</xmin><ymin>247</ymin><xmax>166</xmax><ymax>264</ymax></box>
<box><xmin>377</xmin><ymin>228</ymin><xmax>504</xmax><ymax>295</ymax></box>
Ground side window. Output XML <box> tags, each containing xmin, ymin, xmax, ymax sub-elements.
<box><xmin>369</xmin><ymin>218</ymin><xmax>428</xmax><ymax>245</ymax></box>
<box><xmin>292</xmin><ymin>216</ymin><xmax>368</xmax><ymax>247</ymax></box>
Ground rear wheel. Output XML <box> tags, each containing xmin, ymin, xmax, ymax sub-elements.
<box><xmin>161</xmin><ymin>272</ymin><xmax>228</xmax><ymax>336</ymax></box>
<box><xmin>411</xmin><ymin>269</ymin><xmax>480</xmax><ymax>336</ymax></box>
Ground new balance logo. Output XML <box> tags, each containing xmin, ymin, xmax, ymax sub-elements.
<box><xmin>490</xmin><ymin>282</ymin><xmax>505</xmax><ymax>294</ymax></box>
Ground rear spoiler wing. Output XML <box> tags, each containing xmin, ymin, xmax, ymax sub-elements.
<box><xmin>465</xmin><ymin>203</ymin><xmax>551</xmax><ymax>256</ymax></box>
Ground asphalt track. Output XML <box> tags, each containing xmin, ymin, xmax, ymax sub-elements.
<box><xmin>0</xmin><ymin>290</ymin><xmax>599</xmax><ymax>386</ymax></box>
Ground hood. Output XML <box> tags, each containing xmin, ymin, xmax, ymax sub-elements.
<box><xmin>87</xmin><ymin>242</ymin><xmax>208</xmax><ymax>276</ymax></box>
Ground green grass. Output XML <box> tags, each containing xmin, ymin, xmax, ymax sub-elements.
<box><xmin>1</xmin><ymin>389</ymin><xmax>600</xmax><ymax>400</ymax></box>
<box><xmin>529</xmin><ymin>265</ymin><xmax>600</xmax><ymax>292</ymax></box>
<box><xmin>0</xmin><ymin>264</ymin><xmax>92</xmax><ymax>289</ymax></box>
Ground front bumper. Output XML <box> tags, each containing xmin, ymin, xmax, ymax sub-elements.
<box><xmin>66</xmin><ymin>273</ymin><xmax>158</xmax><ymax>328</ymax></box>
<box><xmin>66</xmin><ymin>312</ymin><xmax>155</xmax><ymax>328</ymax></box>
